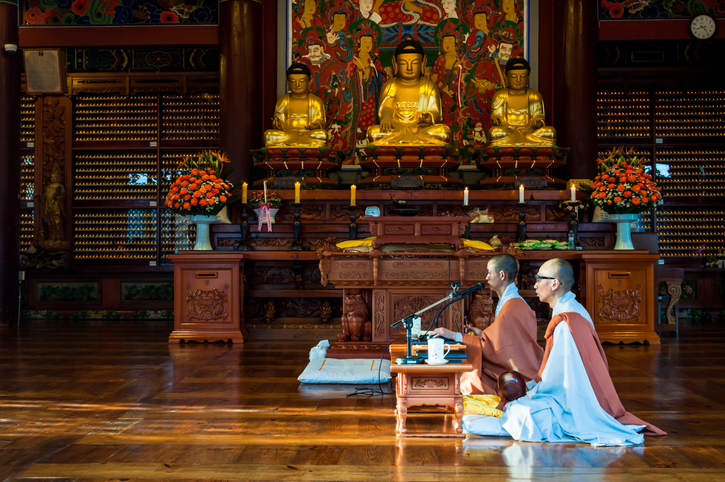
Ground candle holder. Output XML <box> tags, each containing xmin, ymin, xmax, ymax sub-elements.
<box><xmin>567</xmin><ymin>200</ymin><xmax>583</xmax><ymax>248</ymax></box>
<box><xmin>463</xmin><ymin>203</ymin><xmax>471</xmax><ymax>239</ymax></box>
<box><xmin>349</xmin><ymin>205</ymin><xmax>358</xmax><ymax>241</ymax></box>
<box><xmin>290</xmin><ymin>202</ymin><xmax>303</xmax><ymax>250</ymax></box>
<box><xmin>236</xmin><ymin>205</ymin><xmax>250</xmax><ymax>251</ymax></box>
<box><xmin>517</xmin><ymin>202</ymin><xmax>527</xmax><ymax>242</ymax></box>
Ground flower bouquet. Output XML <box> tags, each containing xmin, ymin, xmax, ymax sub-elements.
<box><xmin>590</xmin><ymin>148</ymin><xmax>662</xmax><ymax>250</ymax></box>
<box><xmin>249</xmin><ymin>185</ymin><xmax>282</xmax><ymax>231</ymax></box>
<box><xmin>165</xmin><ymin>150</ymin><xmax>239</xmax><ymax>250</ymax></box>
<box><xmin>165</xmin><ymin>150</ymin><xmax>238</xmax><ymax>215</ymax></box>
<box><xmin>590</xmin><ymin>148</ymin><xmax>661</xmax><ymax>215</ymax></box>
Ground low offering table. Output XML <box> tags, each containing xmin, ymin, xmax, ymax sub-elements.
<box><xmin>390</xmin><ymin>343</ymin><xmax>471</xmax><ymax>437</ymax></box>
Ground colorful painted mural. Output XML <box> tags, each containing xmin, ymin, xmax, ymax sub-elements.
<box><xmin>599</xmin><ymin>0</ymin><xmax>724</xmax><ymax>20</ymax></box>
<box><xmin>21</xmin><ymin>0</ymin><xmax>218</xmax><ymax>25</ymax></box>
<box><xmin>288</xmin><ymin>0</ymin><xmax>528</xmax><ymax>162</ymax></box>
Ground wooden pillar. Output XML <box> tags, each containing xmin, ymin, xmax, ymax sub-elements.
<box><xmin>0</xmin><ymin>2</ymin><xmax>21</xmax><ymax>324</ymax></box>
<box><xmin>219</xmin><ymin>0</ymin><xmax>264</xmax><ymax>185</ymax></box>
<box><xmin>553</xmin><ymin>0</ymin><xmax>598</xmax><ymax>181</ymax></box>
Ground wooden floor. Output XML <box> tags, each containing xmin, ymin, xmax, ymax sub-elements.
<box><xmin>1</xmin><ymin>319</ymin><xmax>725</xmax><ymax>482</ymax></box>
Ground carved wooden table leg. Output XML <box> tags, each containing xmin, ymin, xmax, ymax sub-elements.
<box><xmin>396</xmin><ymin>397</ymin><xmax>408</xmax><ymax>434</ymax></box>
<box><xmin>454</xmin><ymin>397</ymin><xmax>464</xmax><ymax>434</ymax></box>
<box><xmin>666</xmin><ymin>280</ymin><xmax>682</xmax><ymax>325</ymax></box>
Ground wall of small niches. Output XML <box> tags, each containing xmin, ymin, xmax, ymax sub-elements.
<box><xmin>71</xmin><ymin>91</ymin><xmax>219</xmax><ymax>264</ymax></box>
<box><xmin>597</xmin><ymin>84</ymin><xmax>725</xmax><ymax>261</ymax></box>
<box><xmin>20</xmin><ymin>95</ymin><xmax>35</xmax><ymax>252</ymax></box>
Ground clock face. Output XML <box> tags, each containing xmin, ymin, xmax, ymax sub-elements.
<box><xmin>690</xmin><ymin>14</ymin><xmax>717</xmax><ymax>40</ymax></box>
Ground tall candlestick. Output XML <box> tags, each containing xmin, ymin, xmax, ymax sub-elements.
<box><xmin>263</xmin><ymin>181</ymin><xmax>267</xmax><ymax>204</ymax></box>
<box><xmin>463</xmin><ymin>187</ymin><xmax>469</xmax><ymax>205</ymax></box>
<box><xmin>294</xmin><ymin>182</ymin><xmax>301</xmax><ymax>203</ymax></box>
<box><xmin>570</xmin><ymin>184</ymin><xmax>576</xmax><ymax>202</ymax></box>
<box><xmin>519</xmin><ymin>184</ymin><xmax>524</xmax><ymax>203</ymax></box>
<box><xmin>242</xmin><ymin>182</ymin><xmax>248</xmax><ymax>204</ymax></box>
<box><xmin>350</xmin><ymin>185</ymin><xmax>356</xmax><ymax>206</ymax></box>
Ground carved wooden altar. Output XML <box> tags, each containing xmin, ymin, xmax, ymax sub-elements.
<box><xmin>319</xmin><ymin>249</ymin><xmax>492</xmax><ymax>357</ymax></box>
<box><xmin>320</xmin><ymin>248</ymin><xmax>661</xmax><ymax>354</ymax></box>
<box><xmin>168</xmin><ymin>253</ymin><xmax>245</xmax><ymax>344</ymax></box>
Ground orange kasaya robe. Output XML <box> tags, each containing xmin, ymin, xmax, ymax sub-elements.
<box><xmin>461</xmin><ymin>297</ymin><xmax>543</xmax><ymax>397</ymax></box>
<box><xmin>540</xmin><ymin>312</ymin><xmax>666</xmax><ymax>436</ymax></box>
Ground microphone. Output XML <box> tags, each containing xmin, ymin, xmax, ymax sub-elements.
<box><xmin>453</xmin><ymin>282</ymin><xmax>486</xmax><ymax>298</ymax></box>
<box><xmin>451</xmin><ymin>282</ymin><xmax>461</xmax><ymax>294</ymax></box>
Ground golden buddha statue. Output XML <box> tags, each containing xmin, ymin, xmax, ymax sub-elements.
<box><xmin>366</xmin><ymin>39</ymin><xmax>451</xmax><ymax>146</ymax></box>
<box><xmin>264</xmin><ymin>62</ymin><xmax>329</xmax><ymax>148</ymax></box>
<box><xmin>488</xmin><ymin>58</ymin><xmax>556</xmax><ymax>148</ymax></box>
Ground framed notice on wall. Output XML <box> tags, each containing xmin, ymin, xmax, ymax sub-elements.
<box><xmin>23</xmin><ymin>49</ymin><xmax>68</xmax><ymax>94</ymax></box>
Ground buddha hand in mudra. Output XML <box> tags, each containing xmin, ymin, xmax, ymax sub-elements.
<box><xmin>366</xmin><ymin>39</ymin><xmax>451</xmax><ymax>146</ymax></box>
<box><xmin>264</xmin><ymin>62</ymin><xmax>329</xmax><ymax>148</ymax></box>
<box><xmin>488</xmin><ymin>58</ymin><xmax>556</xmax><ymax>148</ymax></box>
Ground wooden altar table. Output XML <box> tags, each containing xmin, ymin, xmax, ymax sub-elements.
<box><xmin>320</xmin><ymin>249</ymin><xmax>661</xmax><ymax>348</ymax></box>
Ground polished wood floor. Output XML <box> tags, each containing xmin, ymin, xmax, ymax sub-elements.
<box><xmin>1</xmin><ymin>319</ymin><xmax>725</xmax><ymax>482</ymax></box>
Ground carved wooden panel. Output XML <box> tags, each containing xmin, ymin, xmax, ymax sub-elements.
<box><xmin>412</xmin><ymin>377</ymin><xmax>449</xmax><ymax>389</ymax></box>
<box><xmin>392</xmin><ymin>294</ymin><xmax>441</xmax><ymax>338</ymax></box>
<box><xmin>545</xmin><ymin>205</ymin><xmax>568</xmax><ymax>222</ymax></box>
<box><xmin>597</xmin><ymin>283</ymin><xmax>642</xmax><ymax>322</ymax></box>
<box><xmin>490</xmin><ymin>204</ymin><xmax>540</xmax><ymax>222</ymax></box>
<box><xmin>373</xmin><ymin>290</ymin><xmax>386</xmax><ymax>340</ymax></box>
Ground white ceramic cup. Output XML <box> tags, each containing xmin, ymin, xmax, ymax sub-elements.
<box><xmin>427</xmin><ymin>337</ymin><xmax>451</xmax><ymax>364</ymax></box>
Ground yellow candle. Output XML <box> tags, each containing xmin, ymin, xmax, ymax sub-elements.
<box><xmin>350</xmin><ymin>185</ymin><xmax>356</xmax><ymax>206</ymax></box>
<box><xmin>519</xmin><ymin>184</ymin><xmax>524</xmax><ymax>203</ymax></box>
<box><xmin>571</xmin><ymin>184</ymin><xmax>576</xmax><ymax>202</ymax></box>
<box><xmin>242</xmin><ymin>182</ymin><xmax>248</xmax><ymax>204</ymax></box>
<box><xmin>294</xmin><ymin>182</ymin><xmax>301</xmax><ymax>203</ymax></box>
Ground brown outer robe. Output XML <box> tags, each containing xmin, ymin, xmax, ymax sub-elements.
<box><xmin>461</xmin><ymin>297</ymin><xmax>544</xmax><ymax>396</ymax></box>
<box><xmin>540</xmin><ymin>312</ymin><xmax>666</xmax><ymax>436</ymax></box>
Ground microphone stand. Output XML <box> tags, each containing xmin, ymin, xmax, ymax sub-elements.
<box><xmin>390</xmin><ymin>294</ymin><xmax>458</xmax><ymax>365</ymax></box>
<box><xmin>390</xmin><ymin>282</ymin><xmax>484</xmax><ymax>365</ymax></box>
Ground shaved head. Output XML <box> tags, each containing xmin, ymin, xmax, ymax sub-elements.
<box><xmin>489</xmin><ymin>253</ymin><xmax>517</xmax><ymax>281</ymax></box>
<box><xmin>547</xmin><ymin>258</ymin><xmax>575</xmax><ymax>292</ymax></box>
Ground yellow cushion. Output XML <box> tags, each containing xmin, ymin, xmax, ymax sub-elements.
<box><xmin>463</xmin><ymin>394</ymin><xmax>503</xmax><ymax>418</ymax></box>
<box><xmin>462</xmin><ymin>239</ymin><xmax>494</xmax><ymax>251</ymax></box>
<box><xmin>336</xmin><ymin>237</ymin><xmax>376</xmax><ymax>249</ymax></box>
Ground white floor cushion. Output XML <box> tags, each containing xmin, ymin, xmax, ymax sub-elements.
<box><xmin>298</xmin><ymin>358</ymin><xmax>392</xmax><ymax>384</ymax></box>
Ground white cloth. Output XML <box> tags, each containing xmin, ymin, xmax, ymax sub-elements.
<box><xmin>455</xmin><ymin>284</ymin><xmax>523</xmax><ymax>343</ymax></box>
<box><xmin>552</xmin><ymin>291</ymin><xmax>593</xmax><ymax>325</ymax></box>
<box><xmin>495</xmin><ymin>283</ymin><xmax>524</xmax><ymax>318</ymax></box>
<box><xmin>501</xmin><ymin>322</ymin><xmax>645</xmax><ymax>446</ymax></box>
<box><xmin>308</xmin><ymin>339</ymin><xmax>331</xmax><ymax>360</ymax></box>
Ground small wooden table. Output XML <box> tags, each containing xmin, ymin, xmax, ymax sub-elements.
<box><xmin>389</xmin><ymin>344</ymin><xmax>472</xmax><ymax>437</ymax></box>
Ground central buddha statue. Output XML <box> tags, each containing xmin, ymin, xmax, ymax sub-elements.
<box><xmin>264</xmin><ymin>62</ymin><xmax>329</xmax><ymax>148</ymax></box>
<box><xmin>488</xmin><ymin>58</ymin><xmax>556</xmax><ymax>148</ymax></box>
<box><xmin>366</xmin><ymin>39</ymin><xmax>451</xmax><ymax>146</ymax></box>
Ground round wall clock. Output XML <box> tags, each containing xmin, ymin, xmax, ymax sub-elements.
<box><xmin>688</xmin><ymin>13</ymin><xmax>718</xmax><ymax>40</ymax></box>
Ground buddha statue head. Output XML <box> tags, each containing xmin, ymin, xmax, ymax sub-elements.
<box><xmin>286</xmin><ymin>62</ymin><xmax>312</xmax><ymax>97</ymax></box>
<box><xmin>393</xmin><ymin>38</ymin><xmax>425</xmax><ymax>81</ymax></box>
<box><xmin>505</xmin><ymin>57</ymin><xmax>530</xmax><ymax>92</ymax></box>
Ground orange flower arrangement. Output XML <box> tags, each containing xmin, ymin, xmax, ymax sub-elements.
<box><xmin>165</xmin><ymin>150</ymin><xmax>239</xmax><ymax>215</ymax></box>
<box><xmin>590</xmin><ymin>148</ymin><xmax>661</xmax><ymax>215</ymax></box>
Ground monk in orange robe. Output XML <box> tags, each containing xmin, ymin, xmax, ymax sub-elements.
<box><xmin>431</xmin><ymin>253</ymin><xmax>543</xmax><ymax>397</ymax></box>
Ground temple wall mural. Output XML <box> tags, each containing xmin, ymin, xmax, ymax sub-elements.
<box><xmin>598</xmin><ymin>0</ymin><xmax>723</xmax><ymax>20</ymax></box>
<box><xmin>287</xmin><ymin>0</ymin><xmax>528</xmax><ymax>163</ymax></box>
<box><xmin>21</xmin><ymin>0</ymin><xmax>219</xmax><ymax>25</ymax></box>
